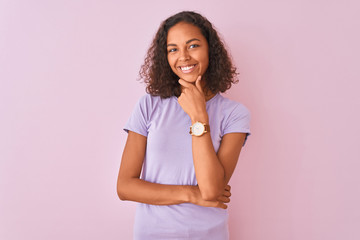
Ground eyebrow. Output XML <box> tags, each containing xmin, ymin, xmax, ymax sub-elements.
<box><xmin>167</xmin><ymin>38</ymin><xmax>201</xmax><ymax>47</ymax></box>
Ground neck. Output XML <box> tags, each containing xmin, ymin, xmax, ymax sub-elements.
<box><xmin>204</xmin><ymin>89</ymin><xmax>216</xmax><ymax>101</ymax></box>
<box><xmin>199</xmin><ymin>77</ymin><xmax>216</xmax><ymax>101</ymax></box>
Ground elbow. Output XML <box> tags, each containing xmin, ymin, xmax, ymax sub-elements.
<box><xmin>117</xmin><ymin>187</ymin><xmax>126</xmax><ymax>201</ymax></box>
<box><xmin>116</xmin><ymin>180</ymin><xmax>128</xmax><ymax>201</ymax></box>
<box><xmin>117</xmin><ymin>189</ymin><xmax>126</xmax><ymax>201</ymax></box>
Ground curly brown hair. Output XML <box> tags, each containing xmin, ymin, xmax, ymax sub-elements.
<box><xmin>139</xmin><ymin>11</ymin><xmax>238</xmax><ymax>98</ymax></box>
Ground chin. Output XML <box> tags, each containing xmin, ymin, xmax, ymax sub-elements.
<box><xmin>183</xmin><ymin>77</ymin><xmax>197</xmax><ymax>83</ymax></box>
<box><xmin>179</xmin><ymin>74</ymin><xmax>199</xmax><ymax>83</ymax></box>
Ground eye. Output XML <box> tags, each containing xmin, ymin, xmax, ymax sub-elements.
<box><xmin>189</xmin><ymin>44</ymin><xmax>199</xmax><ymax>49</ymax></box>
<box><xmin>168</xmin><ymin>48</ymin><xmax>177</xmax><ymax>53</ymax></box>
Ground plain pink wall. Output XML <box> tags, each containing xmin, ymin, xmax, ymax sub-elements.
<box><xmin>1</xmin><ymin>0</ymin><xmax>359</xmax><ymax>239</ymax></box>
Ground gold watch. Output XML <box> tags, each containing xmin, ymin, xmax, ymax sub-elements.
<box><xmin>189</xmin><ymin>122</ymin><xmax>210</xmax><ymax>136</ymax></box>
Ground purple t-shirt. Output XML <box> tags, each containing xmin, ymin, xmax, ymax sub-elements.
<box><xmin>124</xmin><ymin>93</ymin><xmax>251</xmax><ymax>239</ymax></box>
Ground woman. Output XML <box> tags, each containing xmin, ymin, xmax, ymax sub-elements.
<box><xmin>117</xmin><ymin>11</ymin><xmax>251</xmax><ymax>239</ymax></box>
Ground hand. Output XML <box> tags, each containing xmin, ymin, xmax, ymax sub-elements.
<box><xmin>217</xmin><ymin>184</ymin><xmax>231</xmax><ymax>205</ymax></box>
<box><xmin>189</xmin><ymin>185</ymin><xmax>231</xmax><ymax>209</ymax></box>
<box><xmin>178</xmin><ymin>76</ymin><xmax>208</xmax><ymax>123</ymax></box>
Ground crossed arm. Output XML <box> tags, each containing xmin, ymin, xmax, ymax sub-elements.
<box><xmin>116</xmin><ymin>130</ymin><xmax>246</xmax><ymax>209</ymax></box>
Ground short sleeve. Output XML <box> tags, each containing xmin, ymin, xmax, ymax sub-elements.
<box><xmin>123</xmin><ymin>95</ymin><xmax>150</xmax><ymax>137</ymax></box>
<box><xmin>223</xmin><ymin>104</ymin><xmax>251</xmax><ymax>146</ymax></box>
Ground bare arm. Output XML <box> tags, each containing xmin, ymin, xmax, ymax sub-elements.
<box><xmin>117</xmin><ymin>131</ymin><xmax>230</xmax><ymax>208</ymax></box>
<box><xmin>178</xmin><ymin>77</ymin><xmax>247</xmax><ymax>200</ymax></box>
<box><xmin>192</xmin><ymin>131</ymin><xmax>246</xmax><ymax>200</ymax></box>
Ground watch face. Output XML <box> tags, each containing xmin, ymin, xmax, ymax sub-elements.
<box><xmin>192</xmin><ymin>122</ymin><xmax>205</xmax><ymax>136</ymax></box>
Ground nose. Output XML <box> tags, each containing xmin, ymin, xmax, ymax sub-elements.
<box><xmin>179</xmin><ymin>49</ymin><xmax>190</xmax><ymax>61</ymax></box>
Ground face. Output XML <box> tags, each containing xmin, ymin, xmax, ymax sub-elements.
<box><xmin>167</xmin><ymin>22</ymin><xmax>209</xmax><ymax>83</ymax></box>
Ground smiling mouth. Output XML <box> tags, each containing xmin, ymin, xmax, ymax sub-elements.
<box><xmin>178</xmin><ymin>64</ymin><xmax>197</xmax><ymax>73</ymax></box>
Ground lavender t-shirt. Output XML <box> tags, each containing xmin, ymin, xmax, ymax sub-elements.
<box><xmin>124</xmin><ymin>93</ymin><xmax>251</xmax><ymax>240</ymax></box>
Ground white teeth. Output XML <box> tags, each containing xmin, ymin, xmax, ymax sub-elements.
<box><xmin>180</xmin><ymin>65</ymin><xmax>195</xmax><ymax>71</ymax></box>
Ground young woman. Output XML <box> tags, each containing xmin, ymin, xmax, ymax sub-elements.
<box><xmin>117</xmin><ymin>11</ymin><xmax>251</xmax><ymax>239</ymax></box>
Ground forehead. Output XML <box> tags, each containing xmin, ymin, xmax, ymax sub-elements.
<box><xmin>167</xmin><ymin>22</ymin><xmax>205</xmax><ymax>43</ymax></box>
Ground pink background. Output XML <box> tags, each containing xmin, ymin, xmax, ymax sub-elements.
<box><xmin>1</xmin><ymin>0</ymin><xmax>359</xmax><ymax>239</ymax></box>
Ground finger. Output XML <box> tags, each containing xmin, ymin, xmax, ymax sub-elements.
<box><xmin>195</xmin><ymin>75</ymin><xmax>203</xmax><ymax>93</ymax></box>
<box><xmin>210</xmin><ymin>200</ymin><xmax>228</xmax><ymax>209</ymax></box>
<box><xmin>223</xmin><ymin>190</ymin><xmax>231</xmax><ymax>197</ymax></box>
<box><xmin>225</xmin><ymin>185</ymin><xmax>231</xmax><ymax>191</ymax></box>
<box><xmin>218</xmin><ymin>202</ymin><xmax>228</xmax><ymax>209</ymax></box>
<box><xmin>178</xmin><ymin>79</ymin><xmax>194</xmax><ymax>88</ymax></box>
<box><xmin>217</xmin><ymin>196</ymin><xmax>230</xmax><ymax>203</ymax></box>
<box><xmin>181</xmin><ymin>88</ymin><xmax>188</xmax><ymax>94</ymax></box>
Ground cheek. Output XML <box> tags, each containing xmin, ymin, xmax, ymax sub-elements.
<box><xmin>167</xmin><ymin>56</ymin><xmax>175</xmax><ymax>68</ymax></box>
<box><xmin>198</xmin><ymin>49</ymin><xmax>208</xmax><ymax>62</ymax></box>
<box><xmin>200</xmin><ymin>53</ymin><xmax>209</xmax><ymax>71</ymax></box>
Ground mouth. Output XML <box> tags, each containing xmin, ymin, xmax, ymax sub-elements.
<box><xmin>178</xmin><ymin>64</ymin><xmax>197</xmax><ymax>74</ymax></box>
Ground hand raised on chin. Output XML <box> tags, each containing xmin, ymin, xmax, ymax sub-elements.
<box><xmin>178</xmin><ymin>75</ymin><xmax>209</xmax><ymax>123</ymax></box>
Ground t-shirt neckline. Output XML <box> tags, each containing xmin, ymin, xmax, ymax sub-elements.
<box><xmin>206</xmin><ymin>92</ymin><xmax>220</xmax><ymax>104</ymax></box>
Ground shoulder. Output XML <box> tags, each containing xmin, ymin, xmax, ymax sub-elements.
<box><xmin>134</xmin><ymin>94</ymin><xmax>174</xmax><ymax>117</ymax></box>
<box><xmin>215</xmin><ymin>94</ymin><xmax>251</xmax><ymax>139</ymax></box>
<box><xmin>136</xmin><ymin>93</ymin><xmax>163</xmax><ymax>109</ymax></box>
<box><xmin>137</xmin><ymin>93</ymin><xmax>161</xmax><ymax>105</ymax></box>
<box><xmin>215</xmin><ymin>94</ymin><xmax>250</xmax><ymax>117</ymax></box>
